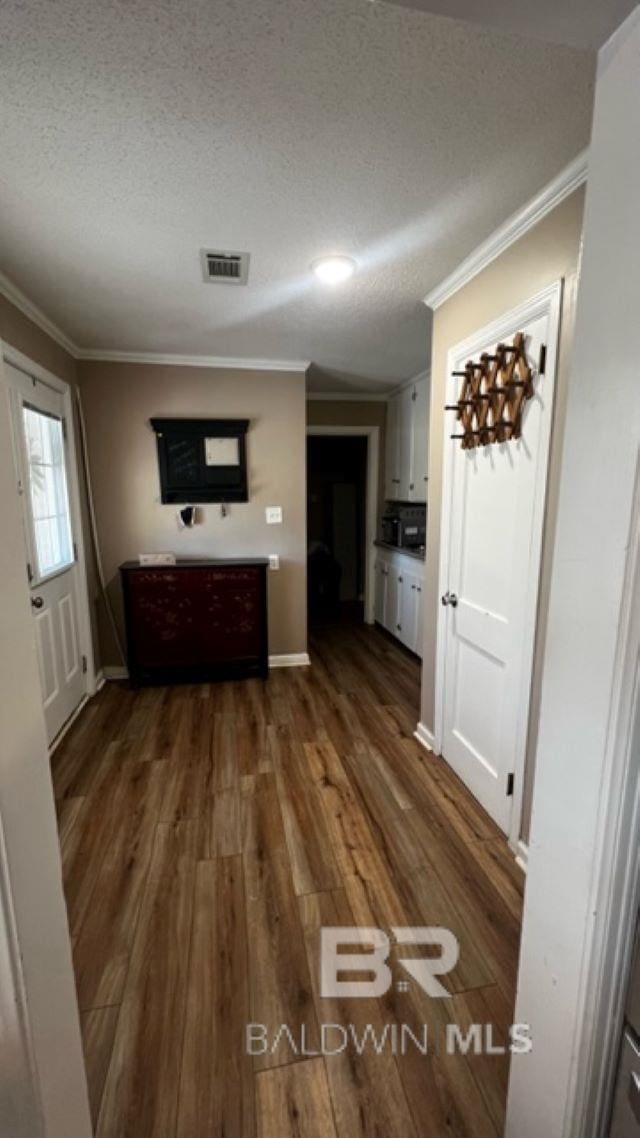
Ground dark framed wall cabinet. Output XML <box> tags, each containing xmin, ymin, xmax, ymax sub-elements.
<box><xmin>150</xmin><ymin>417</ymin><xmax>249</xmax><ymax>503</ymax></box>
<box><xmin>120</xmin><ymin>559</ymin><xmax>269</xmax><ymax>685</ymax></box>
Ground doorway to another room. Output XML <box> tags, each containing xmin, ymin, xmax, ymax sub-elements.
<box><xmin>306</xmin><ymin>427</ymin><xmax>379</xmax><ymax>628</ymax></box>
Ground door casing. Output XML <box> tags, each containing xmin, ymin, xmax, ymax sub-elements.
<box><xmin>433</xmin><ymin>280</ymin><xmax>562</xmax><ymax>851</ymax></box>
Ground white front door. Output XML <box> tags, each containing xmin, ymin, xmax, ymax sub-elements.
<box><xmin>437</xmin><ymin>285</ymin><xmax>561</xmax><ymax>834</ymax></box>
<box><xmin>5</xmin><ymin>361</ymin><xmax>86</xmax><ymax>744</ymax></box>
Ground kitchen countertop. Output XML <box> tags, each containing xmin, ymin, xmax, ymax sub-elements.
<box><xmin>374</xmin><ymin>540</ymin><xmax>425</xmax><ymax>562</ymax></box>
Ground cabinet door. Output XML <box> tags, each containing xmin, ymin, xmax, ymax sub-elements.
<box><xmin>374</xmin><ymin>559</ymin><xmax>388</xmax><ymax>625</ymax></box>
<box><xmin>385</xmin><ymin>394</ymin><xmax>400</xmax><ymax>499</ymax></box>
<box><xmin>199</xmin><ymin>567</ymin><xmax>262</xmax><ymax>660</ymax></box>
<box><xmin>409</xmin><ymin>378</ymin><xmax>428</xmax><ymax>502</ymax></box>
<box><xmin>398</xmin><ymin>386</ymin><xmax>414</xmax><ymax>500</ymax></box>
<box><xmin>386</xmin><ymin>565</ymin><xmax>402</xmax><ymax>637</ymax></box>
<box><xmin>126</xmin><ymin>569</ymin><xmax>199</xmax><ymax>667</ymax></box>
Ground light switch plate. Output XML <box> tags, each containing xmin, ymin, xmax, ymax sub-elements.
<box><xmin>266</xmin><ymin>506</ymin><xmax>283</xmax><ymax>524</ymax></box>
<box><xmin>268</xmin><ymin>554</ymin><xmax>280</xmax><ymax>570</ymax></box>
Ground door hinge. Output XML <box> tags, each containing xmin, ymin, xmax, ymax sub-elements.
<box><xmin>73</xmin><ymin>541</ymin><xmax>78</xmax><ymax>561</ymax></box>
<box><xmin>61</xmin><ymin>416</ymin><xmax>68</xmax><ymax>440</ymax></box>
<box><xmin>506</xmin><ymin>772</ymin><xmax>515</xmax><ymax>797</ymax></box>
<box><xmin>538</xmin><ymin>344</ymin><xmax>547</xmax><ymax>375</ymax></box>
<box><xmin>82</xmin><ymin>655</ymin><xmax>87</xmax><ymax>674</ymax></box>
<box><xmin>26</xmin><ymin>561</ymin><xmax>33</xmax><ymax>584</ymax></box>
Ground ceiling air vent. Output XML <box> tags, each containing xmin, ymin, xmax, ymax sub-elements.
<box><xmin>200</xmin><ymin>249</ymin><xmax>250</xmax><ymax>285</ymax></box>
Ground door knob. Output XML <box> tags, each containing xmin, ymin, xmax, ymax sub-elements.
<box><xmin>441</xmin><ymin>591</ymin><xmax>458</xmax><ymax>608</ymax></box>
<box><xmin>31</xmin><ymin>596</ymin><xmax>44</xmax><ymax>610</ymax></box>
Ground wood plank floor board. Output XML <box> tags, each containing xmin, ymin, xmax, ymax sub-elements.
<box><xmin>299</xmin><ymin>888</ymin><xmax>419</xmax><ymax>1138</ymax></box>
<box><xmin>81</xmin><ymin>1006</ymin><xmax>120</xmax><ymax>1128</ymax></box>
<box><xmin>255</xmin><ymin>1058</ymin><xmax>337</xmax><ymax>1138</ymax></box>
<box><xmin>53</xmin><ymin>620</ymin><xmax>522</xmax><ymax>1138</ymax></box>
<box><xmin>177</xmin><ymin>856</ymin><xmax>254</xmax><ymax>1138</ymax></box>
<box><xmin>96</xmin><ymin>820</ymin><xmax>198</xmax><ymax>1138</ymax></box>
<box><xmin>242</xmin><ymin>773</ymin><xmax>320</xmax><ymax>1070</ymax></box>
<box><xmin>72</xmin><ymin>762</ymin><xmax>170</xmax><ymax>1009</ymax></box>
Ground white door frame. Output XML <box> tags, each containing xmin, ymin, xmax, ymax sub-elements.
<box><xmin>306</xmin><ymin>425</ymin><xmax>380</xmax><ymax>624</ymax></box>
<box><xmin>1</xmin><ymin>342</ymin><xmax>98</xmax><ymax>732</ymax></box>
<box><xmin>433</xmin><ymin>280</ymin><xmax>562</xmax><ymax>850</ymax></box>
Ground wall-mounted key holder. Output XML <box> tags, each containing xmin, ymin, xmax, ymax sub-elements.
<box><xmin>445</xmin><ymin>331</ymin><xmax>533</xmax><ymax>449</ymax></box>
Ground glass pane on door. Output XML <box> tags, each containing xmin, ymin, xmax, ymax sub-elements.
<box><xmin>22</xmin><ymin>404</ymin><xmax>73</xmax><ymax>578</ymax></box>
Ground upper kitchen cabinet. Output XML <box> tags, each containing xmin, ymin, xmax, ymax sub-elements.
<box><xmin>385</xmin><ymin>374</ymin><xmax>429</xmax><ymax>503</ymax></box>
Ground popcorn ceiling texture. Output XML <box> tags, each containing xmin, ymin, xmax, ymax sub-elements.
<box><xmin>0</xmin><ymin>0</ymin><xmax>594</xmax><ymax>387</ymax></box>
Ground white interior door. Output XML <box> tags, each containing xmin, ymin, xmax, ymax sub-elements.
<box><xmin>5</xmin><ymin>362</ymin><xmax>86</xmax><ymax>744</ymax></box>
<box><xmin>437</xmin><ymin>285</ymin><xmax>560</xmax><ymax>834</ymax></box>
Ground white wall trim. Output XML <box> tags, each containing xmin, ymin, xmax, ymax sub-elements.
<box><xmin>414</xmin><ymin>720</ymin><xmax>436</xmax><ymax>753</ymax></box>
<box><xmin>269</xmin><ymin>652</ymin><xmax>311</xmax><ymax>668</ymax></box>
<box><xmin>48</xmin><ymin>695</ymin><xmax>90</xmax><ymax>756</ymax></box>
<box><xmin>306</xmin><ymin>391</ymin><xmax>390</xmax><ymax>402</ymax></box>
<box><xmin>423</xmin><ymin>150</ymin><xmax>588</xmax><ymax>311</ymax></box>
<box><xmin>515</xmin><ymin>839</ymin><xmax>529</xmax><ymax>874</ymax></box>
<box><xmin>103</xmin><ymin>666</ymin><xmax>129</xmax><ymax>681</ymax></box>
<box><xmin>307</xmin><ymin>424</ymin><xmax>381</xmax><ymax>625</ymax></box>
<box><xmin>433</xmin><ymin>281</ymin><xmax>562</xmax><ymax>845</ymax></box>
<box><xmin>77</xmin><ymin>349</ymin><xmax>310</xmax><ymax>372</ymax></box>
<box><xmin>94</xmin><ymin>669</ymin><xmax>106</xmax><ymax>692</ymax></box>
<box><xmin>0</xmin><ymin>270</ymin><xmax>79</xmax><ymax>358</ymax></box>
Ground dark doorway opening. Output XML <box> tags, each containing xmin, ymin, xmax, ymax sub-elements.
<box><xmin>307</xmin><ymin>434</ymin><xmax>368</xmax><ymax>626</ymax></box>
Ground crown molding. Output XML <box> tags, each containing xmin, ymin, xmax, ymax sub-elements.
<box><xmin>423</xmin><ymin>148</ymin><xmax>589</xmax><ymax>311</ymax></box>
<box><xmin>306</xmin><ymin>390</ymin><xmax>390</xmax><ymax>402</ymax></box>
<box><xmin>0</xmin><ymin>269</ymin><xmax>79</xmax><ymax>357</ymax></box>
<box><xmin>77</xmin><ymin>349</ymin><xmax>310</xmax><ymax>372</ymax></box>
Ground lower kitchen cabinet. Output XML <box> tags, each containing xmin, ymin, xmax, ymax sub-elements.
<box><xmin>374</xmin><ymin>548</ymin><xmax>425</xmax><ymax>657</ymax></box>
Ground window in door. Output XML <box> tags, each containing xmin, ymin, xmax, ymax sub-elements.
<box><xmin>22</xmin><ymin>404</ymin><xmax>74</xmax><ymax>580</ymax></box>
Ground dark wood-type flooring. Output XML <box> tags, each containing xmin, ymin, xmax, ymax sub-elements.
<box><xmin>52</xmin><ymin>620</ymin><xmax>523</xmax><ymax>1138</ymax></box>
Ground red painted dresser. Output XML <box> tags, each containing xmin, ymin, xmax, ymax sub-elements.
<box><xmin>120</xmin><ymin>559</ymin><xmax>269</xmax><ymax>685</ymax></box>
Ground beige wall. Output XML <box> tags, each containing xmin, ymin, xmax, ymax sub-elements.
<box><xmin>78</xmin><ymin>361</ymin><xmax>307</xmax><ymax>667</ymax></box>
<box><xmin>306</xmin><ymin>398</ymin><xmax>387</xmax><ymax>512</ymax></box>
<box><xmin>420</xmin><ymin>186</ymin><xmax>586</xmax><ymax>841</ymax></box>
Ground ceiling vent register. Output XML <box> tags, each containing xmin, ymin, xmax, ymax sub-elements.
<box><xmin>200</xmin><ymin>249</ymin><xmax>250</xmax><ymax>285</ymax></box>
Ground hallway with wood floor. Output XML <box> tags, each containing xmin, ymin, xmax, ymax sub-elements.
<box><xmin>52</xmin><ymin>621</ymin><xmax>523</xmax><ymax>1138</ymax></box>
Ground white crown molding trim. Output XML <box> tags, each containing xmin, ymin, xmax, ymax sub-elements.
<box><xmin>103</xmin><ymin>655</ymin><xmax>310</xmax><ymax>680</ymax></box>
<box><xmin>269</xmin><ymin>652</ymin><xmax>310</xmax><ymax>668</ymax></box>
<box><xmin>306</xmin><ymin>391</ymin><xmax>390</xmax><ymax>402</ymax></box>
<box><xmin>389</xmin><ymin>368</ymin><xmax>431</xmax><ymax>397</ymax></box>
<box><xmin>423</xmin><ymin>148</ymin><xmax>589</xmax><ymax>311</ymax></box>
<box><xmin>414</xmin><ymin>720</ymin><xmax>436</xmax><ymax>753</ymax></box>
<box><xmin>0</xmin><ymin>269</ymin><xmax>79</xmax><ymax>357</ymax></box>
<box><xmin>77</xmin><ymin>349</ymin><xmax>310</xmax><ymax>372</ymax></box>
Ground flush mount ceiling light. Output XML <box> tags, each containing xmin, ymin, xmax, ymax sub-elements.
<box><xmin>312</xmin><ymin>255</ymin><xmax>357</xmax><ymax>285</ymax></box>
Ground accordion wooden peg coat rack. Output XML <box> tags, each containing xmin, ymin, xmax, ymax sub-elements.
<box><xmin>446</xmin><ymin>331</ymin><xmax>533</xmax><ymax>449</ymax></box>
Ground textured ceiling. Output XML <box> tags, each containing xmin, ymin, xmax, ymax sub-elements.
<box><xmin>380</xmin><ymin>0</ymin><xmax>635</xmax><ymax>49</ymax></box>
<box><xmin>0</xmin><ymin>0</ymin><xmax>595</xmax><ymax>391</ymax></box>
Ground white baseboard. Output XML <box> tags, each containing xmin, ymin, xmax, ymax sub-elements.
<box><xmin>101</xmin><ymin>655</ymin><xmax>310</xmax><ymax>681</ymax></box>
<box><xmin>414</xmin><ymin>720</ymin><xmax>436</xmax><ymax>753</ymax></box>
<box><xmin>269</xmin><ymin>653</ymin><xmax>310</xmax><ymax>668</ymax></box>
<box><xmin>515</xmin><ymin>839</ymin><xmax>529</xmax><ymax>874</ymax></box>
<box><xmin>94</xmin><ymin>669</ymin><xmax>106</xmax><ymax>692</ymax></box>
<box><xmin>48</xmin><ymin>694</ymin><xmax>89</xmax><ymax>755</ymax></box>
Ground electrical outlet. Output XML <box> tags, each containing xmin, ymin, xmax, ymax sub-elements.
<box><xmin>268</xmin><ymin>554</ymin><xmax>280</xmax><ymax>571</ymax></box>
<box><xmin>266</xmin><ymin>506</ymin><xmax>283</xmax><ymax>524</ymax></box>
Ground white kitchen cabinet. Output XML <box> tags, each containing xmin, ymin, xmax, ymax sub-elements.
<box><xmin>398</xmin><ymin>384</ymin><xmax>414</xmax><ymax>500</ymax></box>
<box><xmin>384</xmin><ymin>394</ymin><xmax>401</xmax><ymax>500</ymax></box>
<box><xmin>384</xmin><ymin>374</ymin><xmax>429</xmax><ymax>503</ymax></box>
<box><xmin>373</xmin><ymin>547</ymin><xmax>425</xmax><ymax>658</ymax></box>
<box><xmin>409</xmin><ymin>377</ymin><xmax>428</xmax><ymax>502</ymax></box>
<box><xmin>374</xmin><ymin>558</ymin><xmax>388</xmax><ymax>626</ymax></box>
